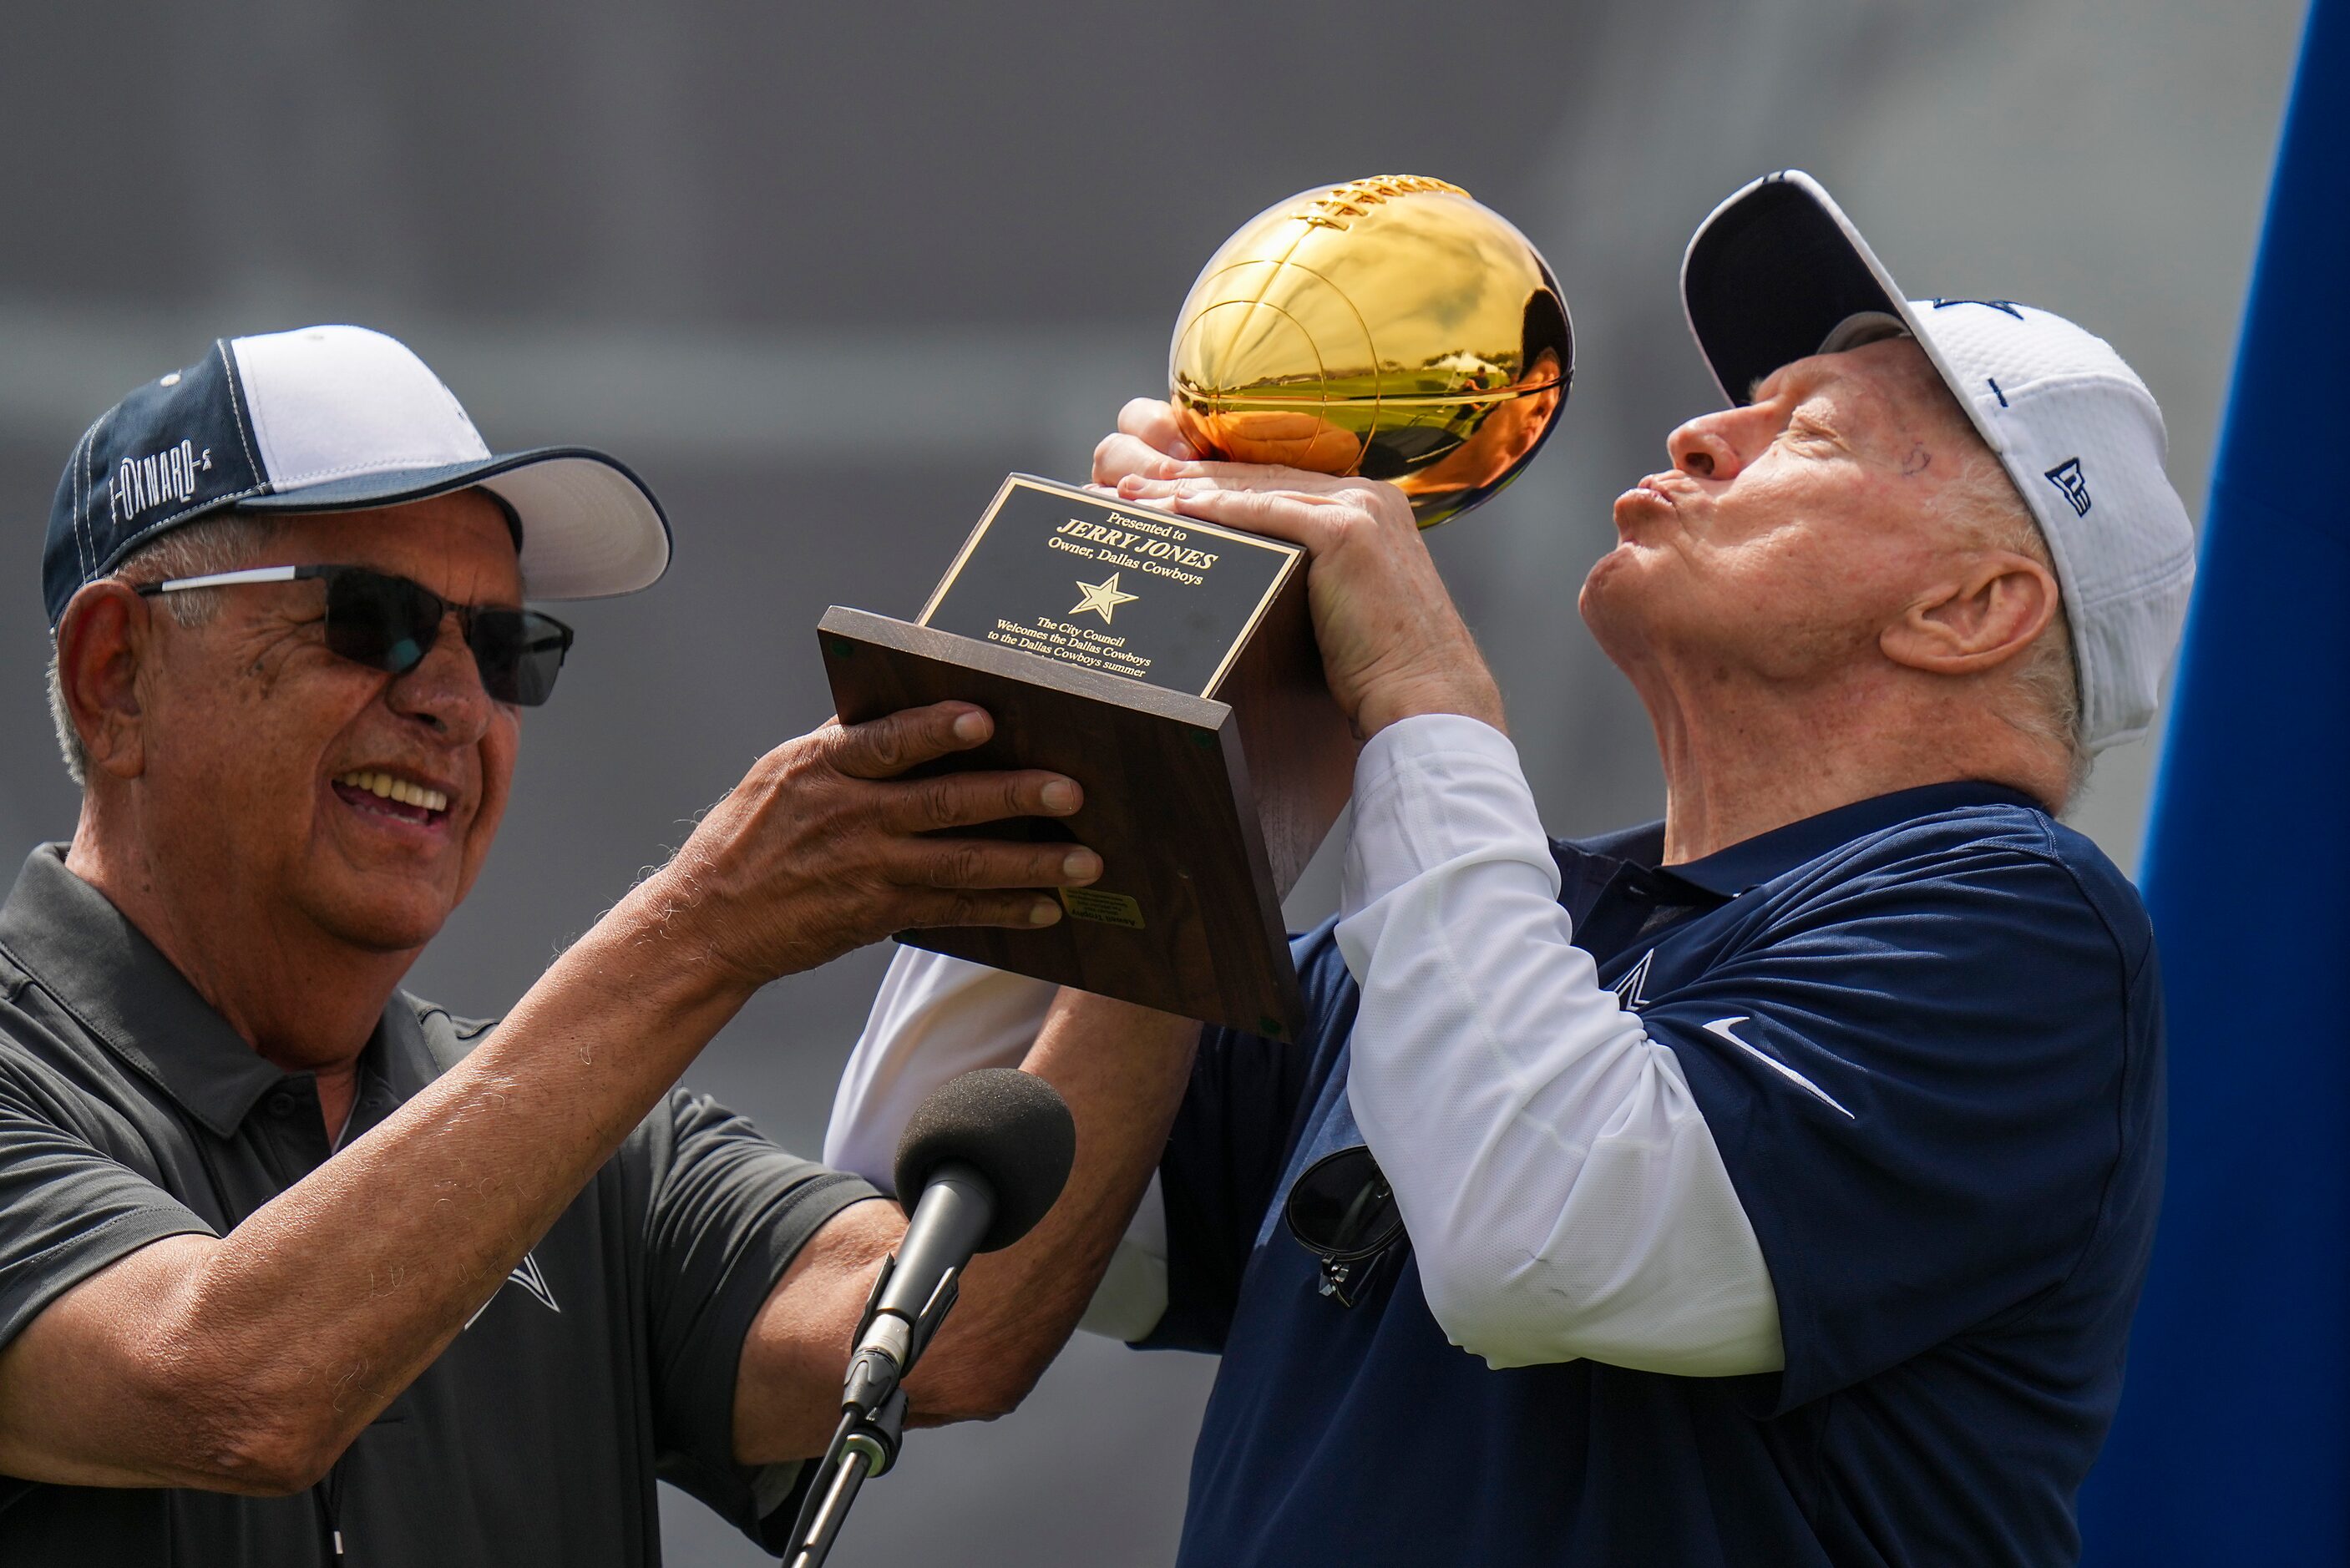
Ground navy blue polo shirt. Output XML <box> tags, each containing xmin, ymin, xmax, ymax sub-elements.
<box><xmin>1142</xmin><ymin>782</ymin><xmax>2165</xmax><ymax>1567</ymax></box>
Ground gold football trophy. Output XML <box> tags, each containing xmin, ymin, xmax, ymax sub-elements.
<box><xmin>1170</xmin><ymin>175</ymin><xmax>1572</xmax><ymax>525</ymax></box>
<box><xmin>821</xmin><ymin>178</ymin><xmax>1571</xmax><ymax>1034</ymax></box>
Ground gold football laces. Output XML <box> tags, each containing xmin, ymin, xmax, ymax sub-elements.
<box><xmin>1289</xmin><ymin>175</ymin><xmax>1471</xmax><ymax>231</ymax></box>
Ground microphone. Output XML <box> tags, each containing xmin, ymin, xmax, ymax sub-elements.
<box><xmin>788</xmin><ymin>1070</ymin><xmax>1076</xmax><ymax>1568</ymax></box>
<box><xmin>840</xmin><ymin>1069</ymin><xmax>1076</xmax><ymax>1414</ymax></box>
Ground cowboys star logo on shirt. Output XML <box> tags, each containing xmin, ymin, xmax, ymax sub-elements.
<box><xmin>1612</xmin><ymin>948</ymin><xmax>1657</xmax><ymax>1012</ymax></box>
<box><xmin>463</xmin><ymin>1251</ymin><xmax>561</xmax><ymax>1329</ymax></box>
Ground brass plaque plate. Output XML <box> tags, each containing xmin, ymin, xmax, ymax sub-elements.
<box><xmin>919</xmin><ymin>474</ymin><xmax>1301</xmax><ymax>697</ymax></box>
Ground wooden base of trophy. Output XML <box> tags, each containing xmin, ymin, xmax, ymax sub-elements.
<box><xmin>819</xmin><ymin>482</ymin><xmax>1355</xmax><ymax>1037</ymax></box>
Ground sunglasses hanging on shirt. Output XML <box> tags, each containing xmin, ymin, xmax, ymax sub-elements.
<box><xmin>1284</xmin><ymin>1145</ymin><xmax>1408</xmax><ymax>1309</ymax></box>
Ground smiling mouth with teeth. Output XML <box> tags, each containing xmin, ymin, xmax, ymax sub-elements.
<box><xmin>333</xmin><ymin>770</ymin><xmax>451</xmax><ymax>822</ymax></box>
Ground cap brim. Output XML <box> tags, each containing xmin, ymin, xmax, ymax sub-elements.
<box><xmin>1680</xmin><ymin>170</ymin><xmax>2025</xmax><ymax>474</ymax></box>
<box><xmin>1680</xmin><ymin>170</ymin><xmax>1919</xmax><ymax>406</ymax></box>
<box><xmin>234</xmin><ymin>446</ymin><xmax>671</xmax><ymax>600</ymax></box>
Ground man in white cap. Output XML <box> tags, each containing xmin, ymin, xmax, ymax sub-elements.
<box><xmin>828</xmin><ymin>171</ymin><xmax>2196</xmax><ymax>1565</ymax></box>
<box><xmin>0</xmin><ymin>326</ymin><xmax>1198</xmax><ymax>1563</ymax></box>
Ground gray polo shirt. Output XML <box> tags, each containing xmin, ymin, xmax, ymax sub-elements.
<box><xmin>0</xmin><ymin>846</ymin><xmax>879</xmax><ymax>1564</ymax></box>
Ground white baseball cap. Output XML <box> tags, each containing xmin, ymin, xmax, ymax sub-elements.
<box><xmin>49</xmin><ymin>323</ymin><xmax>670</xmax><ymax>625</ymax></box>
<box><xmin>1679</xmin><ymin>170</ymin><xmax>2195</xmax><ymax>752</ymax></box>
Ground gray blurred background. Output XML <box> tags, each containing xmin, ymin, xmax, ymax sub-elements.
<box><xmin>0</xmin><ymin>1</ymin><xmax>2305</xmax><ymax>1561</ymax></box>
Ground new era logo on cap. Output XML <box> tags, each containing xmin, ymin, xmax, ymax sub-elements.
<box><xmin>2045</xmin><ymin>458</ymin><xmax>2093</xmax><ymax>517</ymax></box>
<box><xmin>48</xmin><ymin>325</ymin><xmax>672</xmax><ymax>628</ymax></box>
<box><xmin>1681</xmin><ymin>171</ymin><xmax>2196</xmax><ymax>752</ymax></box>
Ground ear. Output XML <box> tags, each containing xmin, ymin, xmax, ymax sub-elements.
<box><xmin>1881</xmin><ymin>551</ymin><xmax>2059</xmax><ymax>675</ymax></box>
<box><xmin>54</xmin><ymin>583</ymin><xmax>156</xmax><ymax>780</ymax></box>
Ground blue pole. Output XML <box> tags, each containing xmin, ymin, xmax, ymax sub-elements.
<box><xmin>2079</xmin><ymin>2</ymin><xmax>2350</xmax><ymax>1560</ymax></box>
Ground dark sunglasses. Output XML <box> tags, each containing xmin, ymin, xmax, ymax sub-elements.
<box><xmin>135</xmin><ymin>564</ymin><xmax>574</xmax><ymax>707</ymax></box>
<box><xmin>1284</xmin><ymin>1145</ymin><xmax>1407</xmax><ymax>1309</ymax></box>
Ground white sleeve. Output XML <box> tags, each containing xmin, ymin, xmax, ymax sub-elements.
<box><xmin>824</xmin><ymin>944</ymin><xmax>1172</xmax><ymax>1341</ymax></box>
<box><xmin>1331</xmin><ymin>714</ymin><xmax>1784</xmax><ymax>1377</ymax></box>
<box><xmin>823</xmin><ymin>945</ymin><xmax>1059</xmax><ymax>1188</ymax></box>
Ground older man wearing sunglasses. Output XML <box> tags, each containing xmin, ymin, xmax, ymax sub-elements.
<box><xmin>0</xmin><ymin>325</ymin><xmax>1200</xmax><ymax>1564</ymax></box>
<box><xmin>828</xmin><ymin>172</ymin><xmax>2196</xmax><ymax>1565</ymax></box>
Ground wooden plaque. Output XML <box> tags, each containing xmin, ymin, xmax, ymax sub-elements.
<box><xmin>821</xmin><ymin>476</ymin><xmax>1355</xmax><ymax>1036</ymax></box>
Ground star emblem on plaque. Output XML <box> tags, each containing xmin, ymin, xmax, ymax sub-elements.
<box><xmin>1070</xmin><ymin>572</ymin><xmax>1139</xmax><ymax>623</ymax></box>
<box><xmin>820</xmin><ymin>175</ymin><xmax>1572</xmax><ymax>1037</ymax></box>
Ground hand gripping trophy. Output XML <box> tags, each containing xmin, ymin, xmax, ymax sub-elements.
<box><xmin>821</xmin><ymin>177</ymin><xmax>1572</xmax><ymax>1034</ymax></box>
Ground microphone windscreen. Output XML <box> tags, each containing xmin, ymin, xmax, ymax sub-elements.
<box><xmin>894</xmin><ymin>1069</ymin><xmax>1076</xmax><ymax>1252</ymax></box>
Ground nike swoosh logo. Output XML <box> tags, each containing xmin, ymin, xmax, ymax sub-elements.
<box><xmin>1702</xmin><ymin>1017</ymin><xmax>1856</xmax><ymax>1119</ymax></box>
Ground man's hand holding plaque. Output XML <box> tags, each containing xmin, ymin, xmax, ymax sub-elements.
<box><xmin>1092</xmin><ymin>399</ymin><xmax>1509</xmax><ymax>743</ymax></box>
<box><xmin>820</xmin><ymin>175</ymin><xmax>1569</xmax><ymax>1037</ymax></box>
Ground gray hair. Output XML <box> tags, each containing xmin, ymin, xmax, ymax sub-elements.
<box><xmin>46</xmin><ymin>512</ymin><xmax>284</xmax><ymax>786</ymax></box>
<box><xmin>1928</xmin><ymin>443</ymin><xmax>2094</xmax><ymax>806</ymax></box>
<box><xmin>1845</xmin><ymin>330</ymin><xmax>2092</xmax><ymax>805</ymax></box>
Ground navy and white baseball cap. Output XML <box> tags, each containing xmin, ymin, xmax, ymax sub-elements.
<box><xmin>1680</xmin><ymin>170</ymin><xmax>2196</xmax><ymax>752</ymax></box>
<box><xmin>47</xmin><ymin>324</ymin><xmax>671</xmax><ymax>627</ymax></box>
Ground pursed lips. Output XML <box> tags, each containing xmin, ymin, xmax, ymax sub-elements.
<box><xmin>1613</xmin><ymin>475</ymin><xmax>1686</xmax><ymax>534</ymax></box>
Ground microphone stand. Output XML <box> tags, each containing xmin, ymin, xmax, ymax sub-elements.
<box><xmin>782</xmin><ymin>1251</ymin><xmax>964</xmax><ymax>1568</ymax></box>
<box><xmin>784</xmin><ymin>1389</ymin><xmax>908</xmax><ymax>1568</ymax></box>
